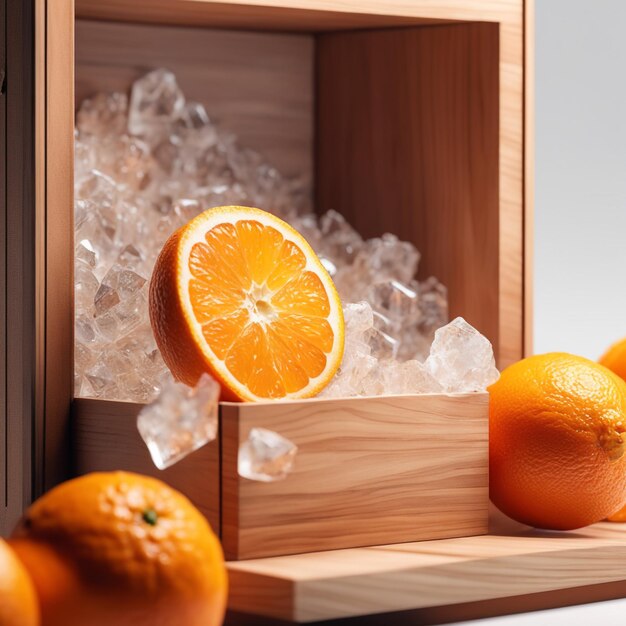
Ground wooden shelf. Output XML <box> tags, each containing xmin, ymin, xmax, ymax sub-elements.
<box><xmin>225</xmin><ymin>518</ymin><xmax>626</xmax><ymax>623</ymax></box>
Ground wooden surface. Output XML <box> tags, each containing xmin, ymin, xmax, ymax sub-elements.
<box><xmin>41</xmin><ymin>0</ymin><xmax>75</xmax><ymax>493</ymax></box>
<box><xmin>221</xmin><ymin>394</ymin><xmax>489</xmax><ymax>561</ymax></box>
<box><xmin>75</xmin><ymin>19</ymin><xmax>313</xmax><ymax>182</ymax></box>
<box><xmin>226</xmin><ymin>520</ymin><xmax>626</xmax><ymax>623</ymax></box>
<box><xmin>72</xmin><ymin>398</ymin><xmax>221</xmax><ymax>532</ymax></box>
<box><xmin>523</xmin><ymin>0</ymin><xmax>534</xmax><ymax>357</ymax></box>
<box><xmin>1</xmin><ymin>0</ymin><xmax>73</xmax><ymax>533</ymax></box>
<box><xmin>74</xmin><ymin>0</ymin><xmax>514</xmax><ymax>31</ymax></box>
<box><xmin>75</xmin><ymin>0</ymin><xmax>455</xmax><ymax>30</ymax></box>
<box><xmin>316</xmin><ymin>24</ymin><xmax>500</xmax><ymax>362</ymax></box>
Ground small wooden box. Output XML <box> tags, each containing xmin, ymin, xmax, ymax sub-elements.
<box><xmin>74</xmin><ymin>392</ymin><xmax>489</xmax><ymax>560</ymax></box>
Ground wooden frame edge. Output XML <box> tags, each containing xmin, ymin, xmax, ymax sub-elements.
<box><xmin>523</xmin><ymin>0</ymin><xmax>534</xmax><ymax>358</ymax></box>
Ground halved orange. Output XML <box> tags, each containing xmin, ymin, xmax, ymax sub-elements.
<box><xmin>149</xmin><ymin>206</ymin><xmax>344</xmax><ymax>401</ymax></box>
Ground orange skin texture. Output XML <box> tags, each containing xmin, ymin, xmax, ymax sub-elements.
<box><xmin>489</xmin><ymin>353</ymin><xmax>626</xmax><ymax>530</ymax></box>
<box><xmin>9</xmin><ymin>472</ymin><xmax>227</xmax><ymax>626</ymax></box>
<box><xmin>599</xmin><ymin>336</ymin><xmax>626</xmax><ymax>383</ymax></box>
<box><xmin>599</xmin><ymin>337</ymin><xmax>626</xmax><ymax>522</ymax></box>
<box><xmin>149</xmin><ymin>231</ymin><xmax>234</xmax><ymax>396</ymax></box>
<box><xmin>0</xmin><ymin>539</ymin><xmax>39</xmax><ymax>626</ymax></box>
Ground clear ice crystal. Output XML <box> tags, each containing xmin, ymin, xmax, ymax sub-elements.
<box><xmin>73</xmin><ymin>68</ymin><xmax>460</xmax><ymax>403</ymax></box>
<box><xmin>128</xmin><ymin>69</ymin><xmax>186</xmax><ymax>138</ymax></box>
<box><xmin>425</xmin><ymin>317</ymin><xmax>500</xmax><ymax>393</ymax></box>
<box><xmin>137</xmin><ymin>373</ymin><xmax>220</xmax><ymax>469</ymax></box>
<box><xmin>74</xmin><ymin>69</ymin><xmax>313</xmax><ymax>401</ymax></box>
<box><xmin>238</xmin><ymin>428</ymin><xmax>298</xmax><ymax>482</ymax></box>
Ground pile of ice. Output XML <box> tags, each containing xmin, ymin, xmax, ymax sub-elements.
<box><xmin>74</xmin><ymin>68</ymin><xmax>498</xmax><ymax>404</ymax></box>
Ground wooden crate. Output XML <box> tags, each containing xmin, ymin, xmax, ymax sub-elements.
<box><xmin>62</xmin><ymin>0</ymin><xmax>517</xmax><ymax>559</ymax></box>
<box><xmin>7</xmin><ymin>0</ymin><xmax>535</xmax><ymax>621</ymax></box>
<box><xmin>74</xmin><ymin>393</ymin><xmax>489</xmax><ymax>560</ymax></box>
<box><xmin>26</xmin><ymin>0</ymin><xmax>531</xmax><ymax>497</ymax></box>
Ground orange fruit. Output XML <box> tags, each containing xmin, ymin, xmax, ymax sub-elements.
<box><xmin>0</xmin><ymin>538</ymin><xmax>39</xmax><ymax>626</ymax></box>
<box><xmin>489</xmin><ymin>352</ymin><xmax>626</xmax><ymax>530</ymax></box>
<box><xmin>598</xmin><ymin>336</ymin><xmax>626</xmax><ymax>522</ymax></box>
<box><xmin>9</xmin><ymin>472</ymin><xmax>226</xmax><ymax>626</ymax></box>
<box><xmin>600</xmin><ymin>336</ymin><xmax>626</xmax><ymax>386</ymax></box>
<box><xmin>149</xmin><ymin>205</ymin><xmax>344</xmax><ymax>401</ymax></box>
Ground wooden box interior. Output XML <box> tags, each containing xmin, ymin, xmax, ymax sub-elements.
<box><xmin>74</xmin><ymin>16</ymin><xmax>503</xmax><ymax>362</ymax></box>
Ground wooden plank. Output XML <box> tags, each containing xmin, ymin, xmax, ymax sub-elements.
<box><xmin>226</xmin><ymin>522</ymin><xmax>626</xmax><ymax>623</ymax></box>
<box><xmin>226</xmin><ymin>580</ymin><xmax>626</xmax><ymax>625</ymax></box>
<box><xmin>75</xmin><ymin>19</ymin><xmax>314</xmax><ymax>183</ymax></box>
<box><xmin>74</xmin><ymin>0</ymin><xmax>517</xmax><ymax>31</ymax></box>
<box><xmin>221</xmin><ymin>393</ymin><xmax>489</xmax><ymax>560</ymax></box>
<box><xmin>2</xmin><ymin>0</ymin><xmax>41</xmax><ymax>534</ymax></box>
<box><xmin>72</xmin><ymin>398</ymin><xmax>221</xmax><ymax>534</ymax></box>
<box><xmin>0</xmin><ymin>0</ymin><xmax>6</xmax><ymax>522</ymax></box>
<box><xmin>523</xmin><ymin>0</ymin><xmax>534</xmax><ymax>356</ymax></box>
<box><xmin>40</xmin><ymin>0</ymin><xmax>74</xmax><ymax>493</ymax></box>
<box><xmin>75</xmin><ymin>0</ymin><xmax>457</xmax><ymax>30</ymax></box>
<box><xmin>316</xmin><ymin>24</ymin><xmax>503</xmax><ymax>366</ymax></box>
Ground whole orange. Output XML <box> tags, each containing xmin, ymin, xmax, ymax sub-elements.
<box><xmin>9</xmin><ymin>471</ymin><xmax>227</xmax><ymax>626</ymax></box>
<box><xmin>599</xmin><ymin>336</ymin><xmax>626</xmax><ymax>382</ymax></box>
<box><xmin>0</xmin><ymin>538</ymin><xmax>39</xmax><ymax>626</ymax></box>
<box><xmin>599</xmin><ymin>336</ymin><xmax>626</xmax><ymax>522</ymax></box>
<box><xmin>489</xmin><ymin>352</ymin><xmax>626</xmax><ymax>530</ymax></box>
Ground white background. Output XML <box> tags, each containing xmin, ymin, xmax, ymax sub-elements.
<box><xmin>534</xmin><ymin>0</ymin><xmax>626</xmax><ymax>361</ymax></box>
<box><xmin>469</xmin><ymin>0</ymin><xmax>626</xmax><ymax>624</ymax></box>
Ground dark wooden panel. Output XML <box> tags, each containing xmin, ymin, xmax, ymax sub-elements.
<box><xmin>0</xmin><ymin>0</ymin><xmax>6</xmax><ymax>521</ymax></box>
<box><xmin>0</xmin><ymin>0</ymin><xmax>73</xmax><ymax>535</ymax></box>
<box><xmin>2</xmin><ymin>0</ymin><xmax>37</xmax><ymax>536</ymax></box>
<box><xmin>41</xmin><ymin>0</ymin><xmax>74</xmax><ymax>493</ymax></box>
<box><xmin>316</xmin><ymin>24</ymin><xmax>501</xmax><ymax>362</ymax></box>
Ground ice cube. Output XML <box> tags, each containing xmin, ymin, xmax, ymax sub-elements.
<box><xmin>238</xmin><ymin>428</ymin><xmax>298</xmax><ymax>482</ymax></box>
<box><xmin>128</xmin><ymin>69</ymin><xmax>186</xmax><ymax>138</ymax></box>
<box><xmin>76</xmin><ymin>92</ymin><xmax>129</xmax><ymax>138</ymax></box>
<box><xmin>425</xmin><ymin>317</ymin><xmax>499</xmax><ymax>393</ymax></box>
<box><xmin>368</xmin><ymin>279</ymin><xmax>420</xmax><ymax>323</ymax></box>
<box><xmin>137</xmin><ymin>373</ymin><xmax>220</xmax><ymax>470</ymax></box>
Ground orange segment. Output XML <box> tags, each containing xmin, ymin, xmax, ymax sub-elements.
<box><xmin>235</xmin><ymin>220</ymin><xmax>283</xmax><ymax>285</ymax></box>
<box><xmin>189</xmin><ymin>276</ymin><xmax>245</xmax><ymax>322</ymax></box>
<box><xmin>271</xmin><ymin>271</ymin><xmax>331</xmax><ymax>317</ymax></box>
<box><xmin>202</xmin><ymin>309</ymin><xmax>250</xmax><ymax>359</ymax></box>
<box><xmin>149</xmin><ymin>206</ymin><xmax>345</xmax><ymax>401</ymax></box>
<box><xmin>266</xmin><ymin>240</ymin><xmax>307</xmax><ymax>291</ymax></box>
<box><xmin>279</xmin><ymin>314</ymin><xmax>335</xmax><ymax>353</ymax></box>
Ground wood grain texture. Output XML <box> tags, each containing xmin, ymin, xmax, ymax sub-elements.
<box><xmin>75</xmin><ymin>0</ymin><xmax>515</xmax><ymax>31</ymax></box>
<box><xmin>76</xmin><ymin>0</ymin><xmax>453</xmax><ymax>30</ymax></box>
<box><xmin>523</xmin><ymin>0</ymin><xmax>534</xmax><ymax>357</ymax></box>
<box><xmin>72</xmin><ymin>398</ymin><xmax>221</xmax><ymax>533</ymax></box>
<box><xmin>221</xmin><ymin>393</ymin><xmax>489</xmax><ymax>561</ymax></box>
<box><xmin>227</xmin><ymin>522</ymin><xmax>626</xmax><ymax>623</ymax></box>
<box><xmin>41</xmin><ymin>0</ymin><xmax>75</xmax><ymax>493</ymax></box>
<box><xmin>316</xmin><ymin>24</ymin><xmax>501</xmax><ymax>361</ymax></box>
<box><xmin>75</xmin><ymin>19</ymin><xmax>313</xmax><ymax>182</ymax></box>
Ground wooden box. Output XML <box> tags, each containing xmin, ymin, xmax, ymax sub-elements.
<box><xmin>3</xmin><ymin>0</ymin><xmax>531</xmax><ymax>609</ymax></box>
<box><xmin>74</xmin><ymin>393</ymin><xmax>489</xmax><ymax>560</ymax></box>
<box><xmin>53</xmin><ymin>0</ymin><xmax>514</xmax><ymax>558</ymax></box>
<box><xmin>6</xmin><ymin>0</ymin><xmax>531</xmax><ymax>528</ymax></box>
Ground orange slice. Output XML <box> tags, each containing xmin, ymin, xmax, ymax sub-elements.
<box><xmin>149</xmin><ymin>206</ymin><xmax>344</xmax><ymax>401</ymax></box>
